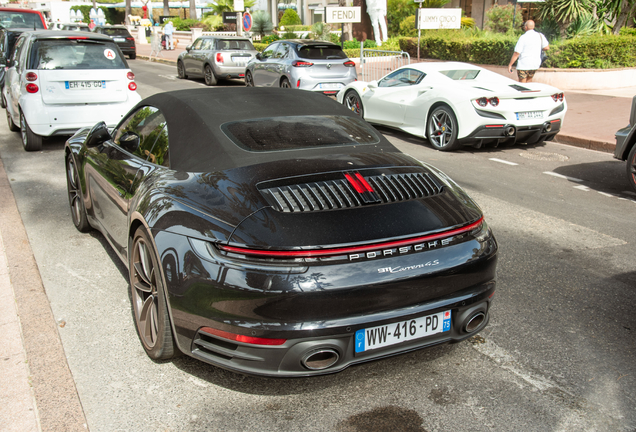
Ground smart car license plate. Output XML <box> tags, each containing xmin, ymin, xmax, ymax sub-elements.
<box><xmin>516</xmin><ymin>111</ymin><xmax>544</xmax><ymax>120</ymax></box>
<box><xmin>65</xmin><ymin>81</ymin><xmax>105</xmax><ymax>90</ymax></box>
<box><xmin>354</xmin><ymin>310</ymin><xmax>451</xmax><ymax>353</ymax></box>
<box><xmin>318</xmin><ymin>83</ymin><xmax>344</xmax><ymax>90</ymax></box>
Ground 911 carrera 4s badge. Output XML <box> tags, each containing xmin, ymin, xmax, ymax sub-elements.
<box><xmin>355</xmin><ymin>310</ymin><xmax>451</xmax><ymax>353</ymax></box>
<box><xmin>377</xmin><ymin>260</ymin><xmax>439</xmax><ymax>273</ymax></box>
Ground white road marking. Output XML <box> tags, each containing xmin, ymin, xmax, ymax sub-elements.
<box><xmin>543</xmin><ymin>171</ymin><xmax>583</xmax><ymax>183</ymax></box>
<box><xmin>489</xmin><ymin>158</ymin><xmax>518</xmax><ymax>166</ymax></box>
<box><xmin>598</xmin><ymin>191</ymin><xmax>615</xmax><ymax>198</ymax></box>
<box><xmin>574</xmin><ymin>185</ymin><xmax>590</xmax><ymax>191</ymax></box>
<box><xmin>158</xmin><ymin>74</ymin><xmax>177</xmax><ymax>80</ymax></box>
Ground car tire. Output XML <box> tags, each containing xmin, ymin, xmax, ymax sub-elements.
<box><xmin>204</xmin><ymin>64</ymin><xmax>217</xmax><ymax>86</ymax></box>
<box><xmin>627</xmin><ymin>144</ymin><xmax>636</xmax><ymax>193</ymax></box>
<box><xmin>130</xmin><ymin>228</ymin><xmax>178</xmax><ymax>360</ymax></box>
<box><xmin>6</xmin><ymin>106</ymin><xmax>18</xmax><ymax>132</ymax></box>
<box><xmin>177</xmin><ymin>60</ymin><xmax>187</xmax><ymax>79</ymax></box>
<box><xmin>20</xmin><ymin>110</ymin><xmax>42</xmax><ymax>152</ymax></box>
<box><xmin>129</xmin><ymin>52</ymin><xmax>136</xmax><ymax>60</ymax></box>
<box><xmin>426</xmin><ymin>105</ymin><xmax>460</xmax><ymax>151</ymax></box>
<box><xmin>280</xmin><ymin>77</ymin><xmax>292</xmax><ymax>89</ymax></box>
<box><xmin>66</xmin><ymin>153</ymin><xmax>91</xmax><ymax>233</ymax></box>
<box><xmin>245</xmin><ymin>70</ymin><xmax>254</xmax><ymax>87</ymax></box>
<box><xmin>0</xmin><ymin>89</ymin><xmax>6</xmax><ymax>109</ymax></box>
<box><xmin>344</xmin><ymin>90</ymin><xmax>364</xmax><ymax>117</ymax></box>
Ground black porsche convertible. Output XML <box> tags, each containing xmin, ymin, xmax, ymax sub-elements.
<box><xmin>64</xmin><ymin>88</ymin><xmax>498</xmax><ymax>377</ymax></box>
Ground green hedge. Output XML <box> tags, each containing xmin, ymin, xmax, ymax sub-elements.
<box><xmin>398</xmin><ymin>34</ymin><xmax>636</xmax><ymax>69</ymax></box>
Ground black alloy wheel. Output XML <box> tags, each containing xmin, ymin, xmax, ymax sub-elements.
<box><xmin>6</xmin><ymin>106</ymin><xmax>18</xmax><ymax>132</ymax></box>
<box><xmin>130</xmin><ymin>228</ymin><xmax>177</xmax><ymax>360</ymax></box>
<box><xmin>66</xmin><ymin>154</ymin><xmax>91</xmax><ymax>232</ymax></box>
<box><xmin>627</xmin><ymin>144</ymin><xmax>636</xmax><ymax>192</ymax></box>
<box><xmin>177</xmin><ymin>60</ymin><xmax>187</xmax><ymax>79</ymax></box>
<box><xmin>204</xmin><ymin>64</ymin><xmax>217</xmax><ymax>86</ymax></box>
<box><xmin>426</xmin><ymin>105</ymin><xmax>459</xmax><ymax>151</ymax></box>
<box><xmin>245</xmin><ymin>70</ymin><xmax>254</xmax><ymax>87</ymax></box>
<box><xmin>344</xmin><ymin>90</ymin><xmax>364</xmax><ymax>117</ymax></box>
<box><xmin>20</xmin><ymin>110</ymin><xmax>42</xmax><ymax>151</ymax></box>
<box><xmin>280</xmin><ymin>77</ymin><xmax>292</xmax><ymax>89</ymax></box>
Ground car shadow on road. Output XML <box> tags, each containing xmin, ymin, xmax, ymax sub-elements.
<box><xmin>552</xmin><ymin>160</ymin><xmax>635</xmax><ymax>198</ymax></box>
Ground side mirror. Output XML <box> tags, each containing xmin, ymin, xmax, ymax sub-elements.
<box><xmin>119</xmin><ymin>131</ymin><xmax>140</xmax><ymax>153</ymax></box>
<box><xmin>256</xmin><ymin>52</ymin><xmax>262</xmax><ymax>60</ymax></box>
<box><xmin>367</xmin><ymin>80</ymin><xmax>378</xmax><ymax>89</ymax></box>
<box><xmin>85</xmin><ymin>121</ymin><xmax>112</xmax><ymax>148</ymax></box>
<box><xmin>186</xmin><ymin>45</ymin><xmax>192</xmax><ymax>52</ymax></box>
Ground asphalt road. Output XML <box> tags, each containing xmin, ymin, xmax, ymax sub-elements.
<box><xmin>2</xmin><ymin>58</ymin><xmax>635</xmax><ymax>432</ymax></box>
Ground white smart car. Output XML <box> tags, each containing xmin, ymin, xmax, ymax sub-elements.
<box><xmin>4</xmin><ymin>31</ymin><xmax>141</xmax><ymax>151</ymax></box>
<box><xmin>337</xmin><ymin>61</ymin><xmax>567</xmax><ymax>151</ymax></box>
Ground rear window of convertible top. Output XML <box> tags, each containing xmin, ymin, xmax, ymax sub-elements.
<box><xmin>30</xmin><ymin>39</ymin><xmax>127</xmax><ymax>70</ymax></box>
<box><xmin>222</xmin><ymin>115</ymin><xmax>380</xmax><ymax>151</ymax></box>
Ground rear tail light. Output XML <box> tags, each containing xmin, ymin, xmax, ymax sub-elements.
<box><xmin>200</xmin><ymin>327</ymin><xmax>286</xmax><ymax>346</ymax></box>
<box><xmin>26</xmin><ymin>83</ymin><xmax>39</xmax><ymax>93</ymax></box>
<box><xmin>551</xmin><ymin>92</ymin><xmax>564</xmax><ymax>102</ymax></box>
<box><xmin>216</xmin><ymin>52</ymin><xmax>224</xmax><ymax>64</ymax></box>
<box><xmin>128</xmin><ymin>82</ymin><xmax>137</xmax><ymax>91</ymax></box>
<box><xmin>26</xmin><ymin>72</ymin><xmax>37</xmax><ymax>82</ymax></box>
<box><xmin>344</xmin><ymin>61</ymin><xmax>355</xmax><ymax>67</ymax></box>
<box><xmin>126</xmin><ymin>71</ymin><xmax>135</xmax><ymax>80</ymax></box>
<box><xmin>126</xmin><ymin>37</ymin><xmax>134</xmax><ymax>41</ymax></box>
<box><xmin>292</xmin><ymin>60</ymin><xmax>313</xmax><ymax>67</ymax></box>
<box><xmin>476</xmin><ymin>97</ymin><xmax>499</xmax><ymax>107</ymax></box>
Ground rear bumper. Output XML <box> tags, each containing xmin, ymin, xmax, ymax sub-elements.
<box><xmin>20</xmin><ymin>94</ymin><xmax>141</xmax><ymax>136</ymax></box>
<box><xmin>461</xmin><ymin>118</ymin><xmax>562</xmax><ymax>146</ymax></box>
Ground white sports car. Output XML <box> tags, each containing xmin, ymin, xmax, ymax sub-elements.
<box><xmin>336</xmin><ymin>61</ymin><xmax>567</xmax><ymax>151</ymax></box>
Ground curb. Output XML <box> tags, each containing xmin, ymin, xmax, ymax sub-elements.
<box><xmin>137</xmin><ymin>54</ymin><xmax>176</xmax><ymax>66</ymax></box>
<box><xmin>554</xmin><ymin>134</ymin><xmax>616</xmax><ymax>154</ymax></box>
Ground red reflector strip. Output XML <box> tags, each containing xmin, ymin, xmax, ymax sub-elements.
<box><xmin>200</xmin><ymin>327</ymin><xmax>286</xmax><ymax>345</ymax></box>
<box><xmin>354</xmin><ymin>172</ymin><xmax>374</xmax><ymax>192</ymax></box>
<box><xmin>218</xmin><ymin>217</ymin><xmax>484</xmax><ymax>258</ymax></box>
<box><xmin>344</xmin><ymin>172</ymin><xmax>365</xmax><ymax>193</ymax></box>
<box><xmin>485</xmin><ymin>125</ymin><xmax>504</xmax><ymax>128</ymax></box>
<box><xmin>67</xmin><ymin>37</ymin><xmax>89</xmax><ymax>40</ymax></box>
<box><xmin>550</xmin><ymin>119</ymin><xmax>561</xmax><ymax>123</ymax></box>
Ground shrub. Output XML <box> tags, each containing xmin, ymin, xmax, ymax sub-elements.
<box><xmin>399</xmin><ymin>15</ymin><xmax>417</xmax><ymax>37</ymax></box>
<box><xmin>279</xmin><ymin>9</ymin><xmax>302</xmax><ymax>26</ymax></box>
<box><xmin>619</xmin><ymin>27</ymin><xmax>636</xmax><ymax>36</ymax></box>
<box><xmin>483</xmin><ymin>4</ymin><xmax>523</xmax><ymax>34</ymax></box>
<box><xmin>252</xmin><ymin>10</ymin><xmax>274</xmax><ymax>37</ymax></box>
<box><xmin>261</xmin><ymin>34</ymin><xmax>280</xmax><ymax>44</ymax></box>
<box><xmin>253</xmin><ymin>42</ymin><xmax>268</xmax><ymax>51</ymax></box>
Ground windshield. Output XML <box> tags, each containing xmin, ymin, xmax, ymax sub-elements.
<box><xmin>297</xmin><ymin>45</ymin><xmax>347</xmax><ymax>60</ymax></box>
<box><xmin>439</xmin><ymin>69</ymin><xmax>481</xmax><ymax>80</ymax></box>
<box><xmin>223</xmin><ymin>115</ymin><xmax>380</xmax><ymax>152</ymax></box>
<box><xmin>30</xmin><ymin>40</ymin><xmax>127</xmax><ymax>70</ymax></box>
<box><xmin>101</xmin><ymin>28</ymin><xmax>130</xmax><ymax>37</ymax></box>
<box><xmin>0</xmin><ymin>11</ymin><xmax>45</xmax><ymax>29</ymax></box>
<box><xmin>216</xmin><ymin>39</ymin><xmax>255</xmax><ymax>50</ymax></box>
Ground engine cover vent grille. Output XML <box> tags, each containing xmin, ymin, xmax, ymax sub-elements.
<box><xmin>260</xmin><ymin>172</ymin><xmax>444</xmax><ymax>213</ymax></box>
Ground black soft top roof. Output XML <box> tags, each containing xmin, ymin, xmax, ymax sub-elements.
<box><xmin>134</xmin><ymin>88</ymin><xmax>398</xmax><ymax>172</ymax></box>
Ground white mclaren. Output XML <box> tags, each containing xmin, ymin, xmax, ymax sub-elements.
<box><xmin>336</xmin><ymin>61</ymin><xmax>567</xmax><ymax>151</ymax></box>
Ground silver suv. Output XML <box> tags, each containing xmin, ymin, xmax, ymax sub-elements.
<box><xmin>177</xmin><ymin>36</ymin><xmax>257</xmax><ymax>86</ymax></box>
<box><xmin>245</xmin><ymin>40</ymin><xmax>357</xmax><ymax>95</ymax></box>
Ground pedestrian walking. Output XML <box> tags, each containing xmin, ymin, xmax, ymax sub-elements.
<box><xmin>508</xmin><ymin>20</ymin><xmax>549</xmax><ymax>83</ymax></box>
<box><xmin>164</xmin><ymin>20</ymin><xmax>174</xmax><ymax>50</ymax></box>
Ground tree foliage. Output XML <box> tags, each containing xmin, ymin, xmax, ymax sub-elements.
<box><xmin>279</xmin><ymin>8</ymin><xmax>302</xmax><ymax>26</ymax></box>
<box><xmin>251</xmin><ymin>10</ymin><xmax>274</xmax><ymax>36</ymax></box>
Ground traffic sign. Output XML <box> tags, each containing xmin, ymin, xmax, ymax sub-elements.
<box><xmin>243</xmin><ymin>12</ymin><xmax>252</xmax><ymax>32</ymax></box>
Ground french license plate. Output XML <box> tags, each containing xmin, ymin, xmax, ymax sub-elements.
<box><xmin>318</xmin><ymin>83</ymin><xmax>344</xmax><ymax>90</ymax></box>
<box><xmin>113</xmin><ymin>37</ymin><xmax>126</xmax><ymax>42</ymax></box>
<box><xmin>354</xmin><ymin>310</ymin><xmax>451</xmax><ymax>353</ymax></box>
<box><xmin>65</xmin><ymin>81</ymin><xmax>105</xmax><ymax>90</ymax></box>
<box><xmin>232</xmin><ymin>56</ymin><xmax>249</xmax><ymax>66</ymax></box>
<box><xmin>516</xmin><ymin>111</ymin><xmax>544</xmax><ymax>120</ymax></box>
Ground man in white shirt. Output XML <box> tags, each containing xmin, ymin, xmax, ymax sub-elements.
<box><xmin>164</xmin><ymin>20</ymin><xmax>174</xmax><ymax>50</ymax></box>
<box><xmin>508</xmin><ymin>20</ymin><xmax>549</xmax><ymax>83</ymax></box>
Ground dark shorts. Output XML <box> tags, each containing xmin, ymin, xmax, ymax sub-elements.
<box><xmin>517</xmin><ymin>69</ymin><xmax>536</xmax><ymax>80</ymax></box>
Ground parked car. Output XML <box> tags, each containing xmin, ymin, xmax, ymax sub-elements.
<box><xmin>60</xmin><ymin>23</ymin><xmax>90</xmax><ymax>32</ymax></box>
<box><xmin>337</xmin><ymin>61</ymin><xmax>568</xmax><ymax>151</ymax></box>
<box><xmin>92</xmin><ymin>25</ymin><xmax>136</xmax><ymax>59</ymax></box>
<box><xmin>0</xmin><ymin>27</ymin><xmax>28</xmax><ymax>108</ymax></box>
<box><xmin>4</xmin><ymin>30</ymin><xmax>141</xmax><ymax>151</ymax></box>
<box><xmin>64</xmin><ymin>87</ymin><xmax>498</xmax><ymax>377</ymax></box>
<box><xmin>177</xmin><ymin>36</ymin><xmax>257</xmax><ymax>86</ymax></box>
<box><xmin>0</xmin><ymin>7</ymin><xmax>47</xmax><ymax>29</ymax></box>
<box><xmin>245</xmin><ymin>39</ymin><xmax>357</xmax><ymax>95</ymax></box>
<box><xmin>614</xmin><ymin>95</ymin><xmax>636</xmax><ymax>192</ymax></box>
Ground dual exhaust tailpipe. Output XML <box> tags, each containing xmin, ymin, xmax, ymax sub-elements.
<box><xmin>302</xmin><ymin>349</ymin><xmax>339</xmax><ymax>370</ymax></box>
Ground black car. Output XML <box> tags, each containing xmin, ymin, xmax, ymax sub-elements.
<box><xmin>92</xmin><ymin>25</ymin><xmax>136</xmax><ymax>59</ymax></box>
<box><xmin>615</xmin><ymin>95</ymin><xmax>636</xmax><ymax>192</ymax></box>
<box><xmin>64</xmin><ymin>88</ymin><xmax>498</xmax><ymax>377</ymax></box>
<box><xmin>0</xmin><ymin>26</ymin><xmax>28</xmax><ymax>108</ymax></box>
